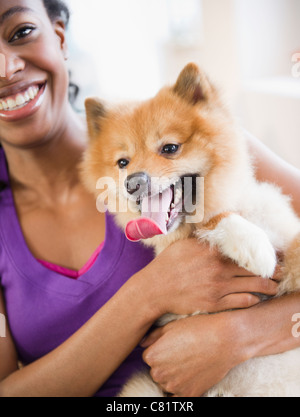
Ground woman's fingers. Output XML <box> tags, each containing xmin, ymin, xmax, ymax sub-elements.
<box><xmin>218</xmin><ymin>293</ymin><xmax>261</xmax><ymax>311</ymax></box>
<box><xmin>227</xmin><ymin>275</ymin><xmax>279</xmax><ymax>297</ymax></box>
<box><xmin>140</xmin><ymin>327</ymin><xmax>164</xmax><ymax>348</ymax></box>
<box><xmin>232</xmin><ymin>262</ymin><xmax>283</xmax><ymax>282</ymax></box>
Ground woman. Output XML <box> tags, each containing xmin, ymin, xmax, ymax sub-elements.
<box><xmin>0</xmin><ymin>0</ymin><xmax>298</xmax><ymax>397</ymax></box>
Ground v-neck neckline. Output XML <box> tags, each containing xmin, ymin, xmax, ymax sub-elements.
<box><xmin>0</xmin><ymin>147</ymin><xmax>126</xmax><ymax>298</ymax></box>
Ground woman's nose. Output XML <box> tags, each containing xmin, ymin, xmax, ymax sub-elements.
<box><xmin>0</xmin><ymin>49</ymin><xmax>25</xmax><ymax>81</ymax></box>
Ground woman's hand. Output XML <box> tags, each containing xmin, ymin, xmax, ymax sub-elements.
<box><xmin>141</xmin><ymin>313</ymin><xmax>244</xmax><ymax>397</ymax></box>
<box><xmin>141</xmin><ymin>291</ymin><xmax>300</xmax><ymax>397</ymax></box>
<box><xmin>142</xmin><ymin>239</ymin><xmax>279</xmax><ymax>318</ymax></box>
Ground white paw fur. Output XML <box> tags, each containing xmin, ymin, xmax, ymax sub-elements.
<box><xmin>118</xmin><ymin>372</ymin><xmax>164</xmax><ymax>397</ymax></box>
<box><xmin>197</xmin><ymin>214</ymin><xmax>277</xmax><ymax>278</ymax></box>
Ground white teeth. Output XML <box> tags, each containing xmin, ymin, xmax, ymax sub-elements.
<box><xmin>174</xmin><ymin>188</ymin><xmax>182</xmax><ymax>205</ymax></box>
<box><xmin>0</xmin><ymin>85</ymin><xmax>40</xmax><ymax>111</ymax></box>
<box><xmin>7</xmin><ymin>99</ymin><xmax>16</xmax><ymax>110</ymax></box>
<box><xmin>23</xmin><ymin>91</ymin><xmax>30</xmax><ymax>102</ymax></box>
<box><xmin>16</xmin><ymin>94</ymin><xmax>26</xmax><ymax>106</ymax></box>
<box><xmin>28</xmin><ymin>87</ymin><xmax>35</xmax><ymax>100</ymax></box>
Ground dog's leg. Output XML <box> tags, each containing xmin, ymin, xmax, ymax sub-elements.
<box><xmin>196</xmin><ymin>213</ymin><xmax>277</xmax><ymax>278</ymax></box>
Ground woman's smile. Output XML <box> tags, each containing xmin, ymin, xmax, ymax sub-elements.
<box><xmin>0</xmin><ymin>81</ymin><xmax>47</xmax><ymax>121</ymax></box>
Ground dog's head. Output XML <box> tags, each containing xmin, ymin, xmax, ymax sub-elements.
<box><xmin>81</xmin><ymin>63</ymin><xmax>248</xmax><ymax>243</ymax></box>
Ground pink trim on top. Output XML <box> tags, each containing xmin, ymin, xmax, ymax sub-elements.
<box><xmin>38</xmin><ymin>242</ymin><xmax>105</xmax><ymax>279</ymax></box>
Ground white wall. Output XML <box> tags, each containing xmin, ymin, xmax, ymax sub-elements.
<box><xmin>232</xmin><ymin>0</ymin><xmax>300</xmax><ymax>168</ymax></box>
<box><xmin>234</xmin><ymin>0</ymin><xmax>300</xmax><ymax>79</ymax></box>
<box><xmin>67</xmin><ymin>0</ymin><xmax>171</xmax><ymax>102</ymax></box>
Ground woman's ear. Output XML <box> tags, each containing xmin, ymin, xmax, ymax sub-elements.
<box><xmin>54</xmin><ymin>20</ymin><xmax>69</xmax><ymax>60</ymax></box>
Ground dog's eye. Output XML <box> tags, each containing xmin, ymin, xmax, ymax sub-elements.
<box><xmin>161</xmin><ymin>144</ymin><xmax>180</xmax><ymax>155</ymax></box>
<box><xmin>118</xmin><ymin>159</ymin><xmax>130</xmax><ymax>169</ymax></box>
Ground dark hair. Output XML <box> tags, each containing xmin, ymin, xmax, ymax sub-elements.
<box><xmin>42</xmin><ymin>0</ymin><xmax>70</xmax><ymax>27</ymax></box>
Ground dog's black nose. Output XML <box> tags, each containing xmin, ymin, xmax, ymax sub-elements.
<box><xmin>125</xmin><ymin>173</ymin><xmax>149</xmax><ymax>196</ymax></box>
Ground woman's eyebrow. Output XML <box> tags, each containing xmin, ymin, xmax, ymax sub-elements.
<box><xmin>0</xmin><ymin>6</ymin><xmax>34</xmax><ymax>25</ymax></box>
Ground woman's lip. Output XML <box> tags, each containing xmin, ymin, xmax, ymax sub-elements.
<box><xmin>0</xmin><ymin>83</ymin><xmax>47</xmax><ymax>122</ymax></box>
<box><xmin>0</xmin><ymin>80</ymin><xmax>46</xmax><ymax>100</ymax></box>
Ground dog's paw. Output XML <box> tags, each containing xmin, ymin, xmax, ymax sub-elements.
<box><xmin>197</xmin><ymin>214</ymin><xmax>276</xmax><ymax>278</ymax></box>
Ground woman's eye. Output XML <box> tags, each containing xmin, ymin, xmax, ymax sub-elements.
<box><xmin>10</xmin><ymin>26</ymin><xmax>35</xmax><ymax>42</ymax></box>
<box><xmin>161</xmin><ymin>144</ymin><xmax>180</xmax><ymax>155</ymax></box>
<box><xmin>118</xmin><ymin>159</ymin><xmax>130</xmax><ymax>169</ymax></box>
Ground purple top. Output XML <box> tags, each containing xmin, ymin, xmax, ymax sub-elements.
<box><xmin>0</xmin><ymin>148</ymin><xmax>154</xmax><ymax>397</ymax></box>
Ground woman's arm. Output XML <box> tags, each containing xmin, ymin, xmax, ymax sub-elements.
<box><xmin>0</xmin><ymin>240</ymin><xmax>277</xmax><ymax>397</ymax></box>
<box><xmin>239</xmin><ymin>292</ymin><xmax>300</xmax><ymax>359</ymax></box>
<box><xmin>0</xmin><ymin>289</ymin><xmax>19</xmax><ymax>381</ymax></box>
<box><xmin>0</xmin><ymin>275</ymin><xmax>157</xmax><ymax>397</ymax></box>
<box><xmin>246</xmin><ymin>131</ymin><xmax>300</xmax><ymax>215</ymax></box>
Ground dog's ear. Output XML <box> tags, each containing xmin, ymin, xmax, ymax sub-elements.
<box><xmin>85</xmin><ymin>97</ymin><xmax>106</xmax><ymax>139</ymax></box>
<box><xmin>173</xmin><ymin>63</ymin><xmax>213</xmax><ymax>105</ymax></box>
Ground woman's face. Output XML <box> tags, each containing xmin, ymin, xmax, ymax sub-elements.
<box><xmin>0</xmin><ymin>0</ymin><xmax>69</xmax><ymax>148</ymax></box>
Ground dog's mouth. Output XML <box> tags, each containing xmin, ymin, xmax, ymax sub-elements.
<box><xmin>125</xmin><ymin>175</ymin><xmax>198</xmax><ymax>242</ymax></box>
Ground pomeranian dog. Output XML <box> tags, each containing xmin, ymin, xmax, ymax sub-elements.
<box><xmin>81</xmin><ymin>63</ymin><xmax>300</xmax><ymax>397</ymax></box>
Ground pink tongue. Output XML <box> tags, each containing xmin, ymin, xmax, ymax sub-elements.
<box><xmin>125</xmin><ymin>188</ymin><xmax>173</xmax><ymax>242</ymax></box>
